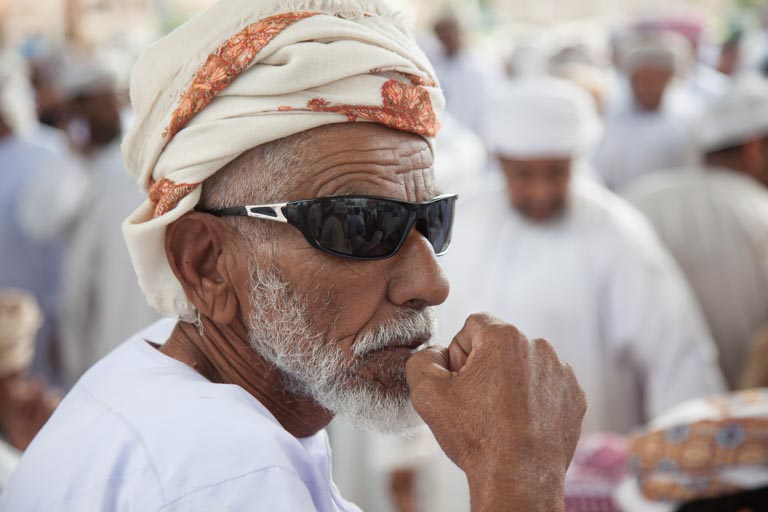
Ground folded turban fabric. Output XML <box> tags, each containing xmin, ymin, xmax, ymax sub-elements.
<box><xmin>626</xmin><ymin>389</ymin><xmax>768</xmax><ymax>504</ymax></box>
<box><xmin>486</xmin><ymin>77</ymin><xmax>602</xmax><ymax>159</ymax></box>
<box><xmin>0</xmin><ymin>289</ymin><xmax>42</xmax><ymax>377</ymax></box>
<box><xmin>122</xmin><ymin>0</ymin><xmax>444</xmax><ymax>319</ymax></box>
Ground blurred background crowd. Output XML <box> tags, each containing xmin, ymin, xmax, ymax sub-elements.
<box><xmin>2</xmin><ymin>0</ymin><xmax>768</xmax><ymax>511</ymax></box>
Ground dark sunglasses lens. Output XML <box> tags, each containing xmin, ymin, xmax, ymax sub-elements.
<box><xmin>418</xmin><ymin>197</ymin><xmax>455</xmax><ymax>254</ymax></box>
<box><xmin>307</xmin><ymin>198</ymin><xmax>411</xmax><ymax>258</ymax></box>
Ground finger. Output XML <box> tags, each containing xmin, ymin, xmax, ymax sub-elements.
<box><xmin>447</xmin><ymin>339</ymin><xmax>469</xmax><ymax>373</ymax></box>
<box><xmin>450</xmin><ymin>313</ymin><xmax>499</xmax><ymax>358</ymax></box>
<box><xmin>461</xmin><ymin>318</ymin><xmax>529</xmax><ymax>369</ymax></box>
<box><xmin>406</xmin><ymin>346</ymin><xmax>451</xmax><ymax>389</ymax></box>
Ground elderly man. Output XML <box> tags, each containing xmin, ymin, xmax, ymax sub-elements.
<box><xmin>593</xmin><ymin>33</ymin><xmax>698</xmax><ymax>193</ymax></box>
<box><xmin>0</xmin><ymin>1</ymin><xmax>586</xmax><ymax>511</ymax></box>
<box><xmin>626</xmin><ymin>78</ymin><xmax>768</xmax><ymax>389</ymax></box>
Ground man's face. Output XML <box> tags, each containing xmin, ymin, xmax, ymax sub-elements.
<box><xmin>73</xmin><ymin>90</ymin><xmax>122</xmax><ymax>148</ymax></box>
<box><xmin>242</xmin><ymin>124</ymin><xmax>449</xmax><ymax>433</ymax></box>
<box><xmin>630</xmin><ymin>66</ymin><xmax>673</xmax><ymax>112</ymax></box>
<box><xmin>434</xmin><ymin>19</ymin><xmax>462</xmax><ymax>57</ymax></box>
<box><xmin>498</xmin><ymin>155</ymin><xmax>572</xmax><ymax>223</ymax></box>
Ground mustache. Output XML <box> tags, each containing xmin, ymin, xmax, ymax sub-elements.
<box><xmin>351</xmin><ymin>308</ymin><xmax>437</xmax><ymax>358</ymax></box>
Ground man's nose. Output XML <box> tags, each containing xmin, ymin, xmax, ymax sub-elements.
<box><xmin>386</xmin><ymin>228</ymin><xmax>450</xmax><ymax>309</ymax></box>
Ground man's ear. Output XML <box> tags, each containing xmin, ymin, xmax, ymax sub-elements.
<box><xmin>165</xmin><ymin>212</ymin><xmax>250</xmax><ymax>324</ymax></box>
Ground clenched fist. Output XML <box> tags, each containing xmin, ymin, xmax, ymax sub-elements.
<box><xmin>406</xmin><ymin>313</ymin><xmax>587</xmax><ymax>512</ymax></box>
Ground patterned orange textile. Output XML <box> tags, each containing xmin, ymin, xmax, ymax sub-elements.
<box><xmin>628</xmin><ymin>389</ymin><xmax>768</xmax><ymax>502</ymax></box>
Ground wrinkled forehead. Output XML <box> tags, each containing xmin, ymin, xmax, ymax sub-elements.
<box><xmin>281</xmin><ymin>124</ymin><xmax>437</xmax><ymax>202</ymax></box>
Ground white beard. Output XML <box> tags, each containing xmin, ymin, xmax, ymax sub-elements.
<box><xmin>246</xmin><ymin>264</ymin><xmax>436</xmax><ymax>434</ymax></box>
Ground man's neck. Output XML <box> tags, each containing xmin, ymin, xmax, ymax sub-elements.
<box><xmin>160</xmin><ymin>317</ymin><xmax>333</xmax><ymax>438</ymax></box>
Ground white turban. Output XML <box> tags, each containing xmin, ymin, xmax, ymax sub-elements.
<box><xmin>486</xmin><ymin>77</ymin><xmax>602</xmax><ymax>159</ymax></box>
<box><xmin>698</xmin><ymin>76</ymin><xmax>768</xmax><ymax>153</ymax></box>
<box><xmin>0</xmin><ymin>289</ymin><xmax>42</xmax><ymax>378</ymax></box>
<box><xmin>619</xmin><ymin>32</ymin><xmax>691</xmax><ymax>76</ymax></box>
<box><xmin>122</xmin><ymin>0</ymin><xmax>444</xmax><ymax>319</ymax></box>
<box><xmin>59</xmin><ymin>59</ymin><xmax>116</xmax><ymax>99</ymax></box>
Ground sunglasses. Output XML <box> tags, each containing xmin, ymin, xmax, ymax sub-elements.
<box><xmin>199</xmin><ymin>194</ymin><xmax>458</xmax><ymax>260</ymax></box>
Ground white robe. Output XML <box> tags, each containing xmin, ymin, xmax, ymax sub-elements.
<box><xmin>418</xmin><ymin>176</ymin><xmax>725</xmax><ymax>512</ymax></box>
<box><xmin>440</xmin><ymin>175</ymin><xmax>724</xmax><ymax>433</ymax></box>
<box><xmin>0</xmin><ymin>134</ymin><xmax>64</xmax><ymax>383</ymax></box>
<box><xmin>626</xmin><ymin>168</ymin><xmax>768</xmax><ymax>389</ymax></box>
<box><xmin>591</xmin><ymin>103</ymin><xmax>698</xmax><ymax>193</ymax></box>
<box><xmin>0</xmin><ymin>319</ymin><xmax>361</xmax><ymax>512</ymax></box>
<box><xmin>57</xmin><ymin>143</ymin><xmax>159</xmax><ymax>387</ymax></box>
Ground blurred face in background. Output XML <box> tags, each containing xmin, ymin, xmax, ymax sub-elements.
<box><xmin>30</xmin><ymin>61</ymin><xmax>68</xmax><ymax>129</ymax></box>
<box><xmin>630</xmin><ymin>66</ymin><xmax>673</xmax><ymax>112</ymax></box>
<box><xmin>434</xmin><ymin>18</ymin><xmax>462</xmax><ymax>58</ymax></box>
<box><xmin>717</xmin><ymin>41</ymin><xmax>741</xmax><ymax>76</ymax></box>
<box><xmin>498</xmin><ymin>155</ymin><xmax>572</xmax><ymax>223</ymax></box>
<box><xmin>71</xmin><ymin>89</ymin><xmax>122</xmax><ymax>151</ymax></box>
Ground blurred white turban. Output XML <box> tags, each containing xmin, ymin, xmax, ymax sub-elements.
<box><xmin>698</xmin><ymin>77</ymin><xmax>768</xmax><ymax>153</ymax></box>
<box><xmin>0</xmin><ymin>289</ymin><xmax>42</xmax><ymax>378</ymax></box>
<box><xmin>619</xmin><ymin>32</ymin><xmax>691</xmax><ymax>76</ymax></box>
<box><xmin>59</xmin><ymin>59</ymin><xmax>116</xmax><ymax>99</ymax></box>
<box><xmin>122</xmin><ymin>0</ymin><xmax>444</xmax><ymax>319</ymax></box>
<box><xmin>486</xmin><ymin>77</ymin><xmax>602</xmax><ymax>159</ymax></box>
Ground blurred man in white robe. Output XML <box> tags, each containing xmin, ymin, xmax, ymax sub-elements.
<box><xmin>593</xmin><ymin>33</ymin><xmax>698</xmax><ymax>193</ymax></box>
<box><xmin>626</xmin><ymin>77</ymin><xmax>768</xmax><ymax>389</ymax></box>
<box><xmin>0</xmin><ymin>55</ymin><xmax>64</xmax><ymax>384</ymax></box>
<box><xmin>25</xmin><ymin>62</ymin><xmax>159</xmax><ymax>387</ymax></box>
<box><xmin>428</xmin><ymin>14</ymin><xmax>493</xmax><ymax>142</ymax></box>
<box><xmin>423</xmin><ymin>77</ymin><xmax>724</xmax><ymax>512</ymax></box>
<box><xmin>445</xmin><ymin>76</ymin><xmax>724</xmax><ymax>434</ymax></box>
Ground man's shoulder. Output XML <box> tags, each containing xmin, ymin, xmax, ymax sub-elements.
<box><xmin>2</xmin><ymin>321</ymin><xmax>323</xmax><ymax>511</ymax></box>
<box><xmin>572</xmin><ymin>179</ymin><xmax>668</xmax><ymax>259</ymax></box>
<box><xmin>572</xmin><ymin>179</ymin><xmax>649</xmax><ymax>229</ymax></box>
<box><xmin>628</xmin><ymin>168</ymin><xmax>768</xmax><ymax>220</ymax></box>
<box><xmin>75</xmin><ymin>326</ymin><xmax>313</xmax><ymax>471</ymax></box>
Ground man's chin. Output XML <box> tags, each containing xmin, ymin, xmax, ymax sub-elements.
<box><xmin>329</xmin><ymin>385</ymin><xmax>423</xmax><ymax>435</ymax></box>
<box><xmin>347</xmin><ymin>402</ymin><xmax>424</xmax><ymax>435</ymax></box>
